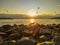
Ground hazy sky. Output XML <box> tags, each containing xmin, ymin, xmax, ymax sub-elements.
<box><xmin>0</xmin><ymin>0</ymin><xmax>60</xmax><ymax>14</ymax></box>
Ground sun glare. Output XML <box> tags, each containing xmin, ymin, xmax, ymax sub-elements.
<box><xmin>27</xmin><ymin>9</ymin><xmax>37</xmax><ymax>17</ymax></box>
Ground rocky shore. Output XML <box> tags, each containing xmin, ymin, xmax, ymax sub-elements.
<box><xmin>0</xmin><ymin>23</ymin><xmax>60</xmax><ymax>45</ymax></box>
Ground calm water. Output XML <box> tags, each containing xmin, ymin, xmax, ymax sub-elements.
<box><xmin>0</xmin><ymin>19</ymin><xmax>60</xmax><ymax>26</ymax></box>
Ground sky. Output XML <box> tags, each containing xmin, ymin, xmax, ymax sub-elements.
<box><xmin>0</xmin><ymin>0</ymin><xmax>60</xmax><ymax>15</ymax></box>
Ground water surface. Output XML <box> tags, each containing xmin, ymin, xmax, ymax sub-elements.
<box><xmin>0</xmin><ymin>19</ymin><xmax>60</xmax><ymax>26</ymax></box>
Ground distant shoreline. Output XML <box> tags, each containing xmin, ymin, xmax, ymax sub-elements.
<box><xmin>0</xmin><ymin>18</ymin><xmax>13</xmax><ymax>19</ymax></box>
<box><xmin>0</xmin><ymin>18</ymin><xmax>60</xmax><ymax>19</ymax></box>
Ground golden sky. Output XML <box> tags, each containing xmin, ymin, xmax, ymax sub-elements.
<box><xmin>0</xmin><ymin>0</ymin><xmax>60</xmax><ymax>15</ymax></box>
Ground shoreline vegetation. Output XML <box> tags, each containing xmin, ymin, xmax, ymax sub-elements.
<box><xmin>0</xmin><ymin>18</ymin><xmax>13</xmax><ymax>19</ymax></box>
<box><xmin>0</xmin><ymin>14</ymin><xmax>60</xmax><ymax>19</ymax></box>
<box><xmin>0</xmin><ymin>18</ymin><xmax>60</xmax><ymax>19</ymax></box>
<box><xmin>0</xmin><ymin>23</ymin><xmax>60</xmax><ymax>45</ymax></box>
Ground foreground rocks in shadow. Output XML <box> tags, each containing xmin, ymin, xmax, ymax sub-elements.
<box><xmin>0</xmin><ymin>23</ymin><xmax>60</xmax><ymax>45</ymax></box>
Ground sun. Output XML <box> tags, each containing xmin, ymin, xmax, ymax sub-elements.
<box><xmin>27</xmin><ymin>9</ymin><xmax>37</xmax><ymax>17</ymax></box>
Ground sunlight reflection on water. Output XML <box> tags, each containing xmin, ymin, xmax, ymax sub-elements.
<box><xmin>30</xmin><ymin>19</ymin><xmax>35</xmax><ymax>23</ymax></box>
